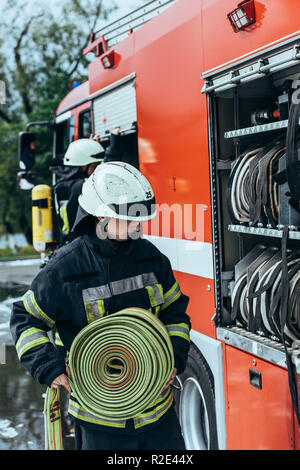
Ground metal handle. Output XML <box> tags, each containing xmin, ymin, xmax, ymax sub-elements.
<box><xmin>171</xmin><ymin>375</ymin><xmax>184</xmax><ymax>391</ymax></box>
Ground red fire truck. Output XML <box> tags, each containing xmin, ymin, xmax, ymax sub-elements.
<box><xmin>18</xmin><ymin>0</ymin><xmax>300</xmax><ymax>450</ymax></box>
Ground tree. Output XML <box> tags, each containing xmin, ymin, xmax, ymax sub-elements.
<box><xmin>1</xmin><ymin>0</ymin><xmax>118</xmax><ymax>120</ymax></box>
<box><xmin>0</xmin><ymin>0</ymin><xmax>119</xmax><ymax>240</ymax></box>
<box><xmin>0</xmin><ymin>120</ymin><xmax>32</xmax><ymax>240</ymax></box>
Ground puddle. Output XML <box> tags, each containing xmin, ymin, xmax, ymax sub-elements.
<box><xmin>0</xmin><ymin>346</ymin><xmax>46</xmax><ymax>450</ymax></box>
<box><xmin>0</xmin><ymin>285</ymin><xmax>75</xmax><ymax>450</ymax></box>
<box><xmin>0</xmin><ymin>285</ymin><xmax>46</xmax><ymax>450</ymax></box>
<box><xmin>0</xmin><ymin>284</ymin><xmax>27</xmax><ymax>346</ymax></box>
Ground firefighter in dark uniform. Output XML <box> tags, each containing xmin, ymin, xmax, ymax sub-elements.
<box><xmin>52</xmin><ymin>129</ymin><xmax>125</xmax><ymax>247</ymax></box>
<box><xmin>10</xmin><ymin>161</ymin><xmax>191</xmax><ymax>450</ymax></box>
<box><xmin>51</xmin><ymin>138</ymin><xmax>105</xmax><ymax>246</ymax></box>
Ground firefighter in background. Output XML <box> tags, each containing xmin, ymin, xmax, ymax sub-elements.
<box><xmin>10</xmin><ymin>161</ymin><xmax>191</xmax><ymax>450</ymax></box>
<box><xmin>50</xmin><ymin>138</ymin><xmax>105</xmax><ymax>247</ymax></box>
<box><xmin>93</xmin><ymin>126</ymin><xmax>122</xmax><ymax>163</ymax></box>
<box><xmin>51</xmin><ymin>127</ymin><xmax>127</xmax><ymax>248</ymax></box>
<box><xmin>93</xmin><ymin>121</ymin><xmax>138</xmax><ymax>165</ymax></box>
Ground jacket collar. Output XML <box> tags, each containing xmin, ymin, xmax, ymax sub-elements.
<box><xmin>86</xmin><ymin>232</ymin><xmax>137</xmax><ymax>257</ymax></box>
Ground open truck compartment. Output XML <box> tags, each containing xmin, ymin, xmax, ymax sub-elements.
<box><xmin>203</xmin><ymin>35</ymin><xmax>300</xmax><ymax>371</ymax></box>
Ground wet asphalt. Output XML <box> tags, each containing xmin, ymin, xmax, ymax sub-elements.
<box><xmin>0</xmin><ymin>283</ymin><xmax>46</xmax><ymax>450</ymax></box>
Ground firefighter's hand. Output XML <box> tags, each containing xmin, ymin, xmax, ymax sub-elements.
<box><xmin>51</xmin><ymin>373</ymin><xmax>71</xmax><ymax>394</ymax></box>
<box><xmin>93</xmin><ymin>134</ymin><xmax>101</xmax><ymax>143</ymax></box>
<box><xmin>161</xmin><ymin>368</ymin><xmax>177</xmax><ymax>394</ymax></box>
<box><xmin>111</xmin><ymin>127</ymin><xmax>121</xmax><ymax>135</ymax></box>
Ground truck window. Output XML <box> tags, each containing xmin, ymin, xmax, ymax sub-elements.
<box><xmin>79</xmin><ymin>109</ymin><xmax>91</xmax><ymax>138</ymax></box>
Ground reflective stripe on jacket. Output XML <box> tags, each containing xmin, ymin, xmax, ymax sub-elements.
<box><xmin>54</xmin><ymin>178</ymin><xmax>84</xmax><ymax>241</ymax></box>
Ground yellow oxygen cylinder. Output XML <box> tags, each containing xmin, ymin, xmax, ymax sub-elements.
<box><xmin>32</xmin><ymin>184</ymin><xmax>53</xmax><ymax>253</ymax></box>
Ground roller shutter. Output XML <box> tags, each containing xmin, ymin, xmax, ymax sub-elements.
<box><xmin>93</xmin><ymin>78</ymin><xmax>137</xmax><ymax>138</ymax></box>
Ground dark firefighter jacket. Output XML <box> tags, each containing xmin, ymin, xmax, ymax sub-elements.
<box><xmin>10</xmin><ymin>212</ymin><xmax>191</xmax><ymax>434</ymax></box>
<box><xmin>51</xmin><ymin>168</ymin><xmax>84</xmax><ymax>245</ymax></box>
<box><xmin>103</xmin><ymin>132</ymin><xmax>122</xmax><ymax>163</ymax></box>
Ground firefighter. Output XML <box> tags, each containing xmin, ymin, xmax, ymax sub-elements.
<box><xmin>52</xmin><ymin>128</ymin><xmax>125</xmax><ymax>247</ymax></box>
<box><xmin>10</xmin><ymin>161</ymin><xmax>191</xmax><ymax>450</ymax></box>
<box><xmin>93</xmin><ymin>126</ymin><xmax>122</xmax><ymax>163</ymax></box>
<box><xmin>93</xmin><ymin>121</ymin><xmax>138</xmax><ymax>164</ymax></box>
<box><xmin>50</xmin><ymin>138</ymin><xmax>105</xmax><ymax>356</ymax></box>
<box><xmin>50</xmin><ymin>138</ymin><xmax>105</xmax><ymax>247</ymax></box>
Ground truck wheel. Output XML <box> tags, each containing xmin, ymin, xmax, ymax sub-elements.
<box><xmin>174</xmin><ymin>344</ymin><xmax>219</xmax><ymax>450</ymax></box>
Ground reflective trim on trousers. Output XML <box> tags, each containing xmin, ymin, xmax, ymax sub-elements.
<box><xmin>68</xmin><ymin>399</ymin><xmax>126</xmax><ymax>428</ymax></box>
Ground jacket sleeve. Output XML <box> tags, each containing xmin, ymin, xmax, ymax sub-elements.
<box><xmin>67</xmin><ymin>179</ymin><xmax>84</xmax><ymax>233</ymax></box>
<box><xmin>104</xmin><ymin>133</ymin><xmax>123</xmax><ymax>163</ymax></box>
<box><xmin>10</xmin><ymin>260</ymin><xmax>66</xmax><ymax>387</ymax></box>
<box><xmin>157</xmin><ymin>253</ymin><xmax>191</xmax><ymax>375</ymax></box>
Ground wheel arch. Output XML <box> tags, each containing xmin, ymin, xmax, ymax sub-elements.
<box><xmin>187</xmin><ymin>329</ymin><xmax>227</xmax><ymax>450</ymax></box>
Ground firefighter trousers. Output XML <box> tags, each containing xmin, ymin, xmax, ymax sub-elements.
<box><xmin>74</xmin><ymin>407</ymin><xmax>185</xmax><ymax>450</ymax></box>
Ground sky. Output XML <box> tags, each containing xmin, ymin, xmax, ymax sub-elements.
<box><xmin>102</xmin><ymin>0</ymin><xmax>146</xmax><ymax>23</ymax></box>
<box><xmin>0</xmin><ymin>0</ymin><xmax>147</xmax><ymax>32</ymax></box>
<box><xmin>96</xmin><ymin>0</ymin><xmax>148</xmax><ymax>31</ymax></box>
<box><xmin>0</xmin><ymin>0</ymin><xmax>148</xmax><ymax>107</ymax></box>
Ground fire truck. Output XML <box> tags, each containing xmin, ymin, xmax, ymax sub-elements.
<box><xmin>18</xmin><ymin>0</ymin><xmax>300</xmax><ymax>450</ymax></box>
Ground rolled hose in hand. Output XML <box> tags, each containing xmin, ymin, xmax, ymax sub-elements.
<box><xmin>68</xmin><ymin>307</ymin><xmax>174</xmax><ymax>420</ymax></box>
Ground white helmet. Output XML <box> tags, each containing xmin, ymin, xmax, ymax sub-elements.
<box><xmin>63</xmin><ymin>138</ymin><xmax>105</xmax><ymax>166</ymax></box>
<box><xmin>78</xmin><ymin>162</ymin><xmax>156</xmax><ymax>221</ymax></box>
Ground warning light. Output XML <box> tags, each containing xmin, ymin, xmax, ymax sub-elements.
<box><xmin>228</xmin><ymin>0</ymin><xmax>256</xmax><ymax>32</ymax></box>
<box><xmin>101</xmin><ymin>50</ymin><xmax>115</xmax><ymax>69</ymax></box>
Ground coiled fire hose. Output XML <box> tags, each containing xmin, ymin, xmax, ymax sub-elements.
<box><xmin>68</xmin><ymin>307</ymin><xmax>174</xmax><ymax>420</ymax></box>
<box><xmin>44</xmin><ymin>307</ymin><xmax>174</xmax><ymax>449</ymax></box>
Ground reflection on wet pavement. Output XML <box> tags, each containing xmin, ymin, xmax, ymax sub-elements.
<box><xmin>0</xmin><ymin>284</ymin><xmax>46</xmax><ymax>450</ymax></box>
<box><xmin>0</xmin><ymin>346</ymin><xmax>46</xmax><ymax>450</ymax></box>
<box><xmin>0</xmin><ymin>284</ymin><xmax>26</xmax><ymax>346</ymax></box>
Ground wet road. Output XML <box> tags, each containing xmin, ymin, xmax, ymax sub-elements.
<box><xmin>0</xmin><ymin>259</ymin><xmax>40</xmax><ymax>287</ymax></box>
<box><xmin>0</xmin><ymin>284</ymin><xmax>46</xmax><ymax>450</ymax></box>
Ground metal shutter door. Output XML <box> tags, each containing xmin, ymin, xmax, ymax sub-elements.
<box><xmin>93</xmin><ymin>79</ymin><xmax>137</xmax><ymax>138</ymax></box>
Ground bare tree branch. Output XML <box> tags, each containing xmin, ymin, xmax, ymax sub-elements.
<box><xmin>66</xmin><ymin>0</ymin><xmax>105</xmax><ymax>77</ymax></box>
<box><xmin>13</xmin><ymin>15</ymin><xmax>42</xmax><ymax>115</ymax></box>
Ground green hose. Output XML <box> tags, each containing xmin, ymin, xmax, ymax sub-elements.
<box><xmin>68</xmin><ymin>307</ymin><xmax>174</xmax><ymax>420</ymax></box>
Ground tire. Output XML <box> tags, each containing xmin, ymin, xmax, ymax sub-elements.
<box><xmin>173</xmin><ymin>343</ymin><xmax>219</xmax><ymax>450</ymax></box>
